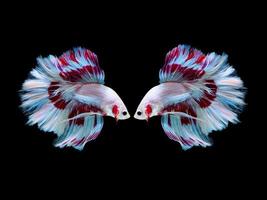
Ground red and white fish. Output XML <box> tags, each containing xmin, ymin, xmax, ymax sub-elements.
<box><xmin>21</xmin><ymin>47</ymin><xmax>130</xmax><ymax>150</ymax></box>
<box><xmin>134</xmin><ymin>44</ymin><xmax>245</xmax><ymax>150</ymax></box>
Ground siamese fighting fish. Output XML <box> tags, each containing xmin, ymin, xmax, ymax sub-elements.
<box><xmin>134</xmin><ymin>44</ymin><xmax>245</xmax><ymax>150</ymax></box>
<box><xmin>21</xmin><ymin>47</ymin><xmax>130</xmax><ymax>150</ymax></box>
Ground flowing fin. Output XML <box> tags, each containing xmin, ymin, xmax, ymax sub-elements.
<box><xmin>55</xmin><ymin>115</ymin><xmax>104</xmax><ymax>150</ymax></box>
<box><xmin>21</xmin><ymin>80</ymin><xmax>70</xmax><ymax>136</ymax></box>
<box><xmin>159</xmin><ymin>45</ymin><xmax>207</xmax><ymax>83</ymax></box>
<box><xmin>57</xmin><ymin>47</ymin><xmax>105</xmax><ymax>84</ymax></box>
<box><xmin>161</xmin><ymin>114</ymin><xmax>211</xmax><ymax>150</ymax></box>
<box><xmin>195</xmin><ymin>100</ymin><xmax>241</xmax><ymax>135</ymax></box>
<box><xmin>159</xmin><ymin>44</ymin><xmax>229</xmax><ymax>83</ymax></box>
<box><xmin>20</xmin><ymin>47</ymin><xmax>106</xmax><ymax>150</ymax></box>
<box><xmin>159</xmin><ymin>44</ymin><xmax>246</xmax><ymax>149</ymax></box>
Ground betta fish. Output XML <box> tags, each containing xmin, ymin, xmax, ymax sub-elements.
<box><xmin>21</xmin><ymin>47</ymin><xmax>130</xmax><ymax>150</ymax></box>
<box><xmin>134</xmin><ymin>44</ymin><xmax>245</xmax><ymax>150</ymax></box>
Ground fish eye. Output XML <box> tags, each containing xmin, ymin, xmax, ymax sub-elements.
<box><xmin>122</xmin><ymin>111</ymin><xmax>127</xmax><ymax>116</ymax></box>
<box><xmin>137</xmin><ymin>111</ymin><xmax>142</xmax><ymax>116</ymax></box>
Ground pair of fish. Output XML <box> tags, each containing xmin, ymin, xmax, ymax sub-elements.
<box><xmin>21</xmin><ymin>45</ymin><xmax>245</xmax><ymax>150</ymax></box>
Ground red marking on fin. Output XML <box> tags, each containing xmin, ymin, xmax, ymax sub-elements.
<box><xmin>165</xmin><ymin>131</ymin><xmax>179</xmax><ymax>141</ymax></box>
<box><xmin>59</xmin><ymin>57</ymin><xmax>69</xmax><ymax>67</ymax></box>
<box><xmin>162</xmin><ymin>103</ymin><xmax>197</xmax><ymax>125</ymax></box>
<box><xmin>74</xmin><ymin>137</ymin><xmax>86</xmax><ymax>146</ymax></box>
<box><xmin>86</xmin><ymin>132</ymin><xmax>100</xmax><ymax>141</ymax></box>
<box><xmin>84</xmin><ymin>49</ymin><xmax>98</xmax><ymax>65</ymax></box>
<box><xmin>180</xmin><ymin>105</ymin><xmax>197</xmax><ymax>125</ymax></box>
<box><xmin>84</xmin><ymin>50</ymin><xmax>90</xmax><ymax>60</ymax></box>
<box><xmin>69</xmin><ymin>50</ymin><xmax>78</xmax><ymax>63</ymax></box>
<box><xmin>196</xmin><ymin>55</ymin><xmax>206</xmax><ymax>64</ymax></box>
<box><xmin>162</xmin><ymin>64</ymin><xmax>205</xmax><ymax>81</ymax></box>
<box><xmin>185</xmin><ymin>49</ymin><xmax>195</xmax><ymax>61</ymax></box>
<box><xmin>48</xmin><ymin>82</ymin><xmax>69</xmax><ymax>109</ymax></box>
<box><xmin>165</xmin><ymin>47</ymin><xmax>179</xmax><ymax>64</ymax></box>
<box><xmin>180</xmin><ymin>137</ymin><xmax>193</xmax><ymax>146</ymax></box>
<box><xmin>196</xmin><ymin>80</ymin><xmax>217</xmax><ymax>108</ymax></box>
<box><xmin>68</xmin><ymin>103</ymin><xmax>103</xmax><ymax>126</ymax></box>
<box><xmin>162</xmin><ymin>46</ymin><xmax>209</xmax><ymax>82</ymax></box>
<box><xmin>59</xmin><ymin>65</ymin><xmax>101</xmax><ymax>82</ymax></box>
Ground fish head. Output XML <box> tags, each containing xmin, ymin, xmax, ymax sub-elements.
<box><xmin>134</xmin><ymin>85</ymin><xmax>164</xmax><ymax>121</ymax></box>
<box><xmin>134</xmin><ymin>101</ymin><xmax>157</xmax><ymax>120</ymax></box>
<box><xmin>111</xmin><ymin>101</ymin><xmax>130</xmax><ymax>120</ymax></box>
<box><xmin>97</xmin><ymin>86</ymin><xmax>130</xmax><ymax>121</ymax></box>
<box><xmin>134</xmin><ymin>93</ymin><xmax>160</xmax><ymax>121</ymax></box>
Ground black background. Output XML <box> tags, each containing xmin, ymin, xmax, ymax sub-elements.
<box><xmin>3</xmin><ymin>1</ymin><xmax>261</xmax><ymax>197</ymax></box>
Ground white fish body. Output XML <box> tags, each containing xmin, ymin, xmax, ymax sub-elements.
<box><xmin>21</xmin><ymin>47</ymin><xmax>129</xmax><ymax>150</ymax></box>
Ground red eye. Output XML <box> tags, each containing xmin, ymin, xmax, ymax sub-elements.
<box><xmin>112</xmin><ymin>105</ymin><xmax>119</xmax><ymax>116</ymax></box>
<box><xmin>145</xmin><ymin>104</ymin><xmax>152</xmax><ymax>117</ymax></box>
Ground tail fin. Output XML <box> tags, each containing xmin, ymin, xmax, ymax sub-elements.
<box><xmin>159</xmin><ymin>45</ymin><xmax>246</xmax><ymax>149</ymax></box>
<box><xmin>21</xmin><ymin>77</ymin><xmax>71</xmax><ymax>136</ymax></box>
<box><xmin>20</xmin><ymin>47</ymin><xmax>105</xmax><ymax>150</ymax></box>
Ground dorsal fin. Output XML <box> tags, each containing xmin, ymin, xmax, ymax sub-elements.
<box><xmin>38</xmin><ymin>47</ymin><xmax>105</xmax><ymax>84</ymax></box>
<box><xmin>159</xmin><ymin>45</ymin><xmax>228</xmax><ymax>83</ymax></box>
